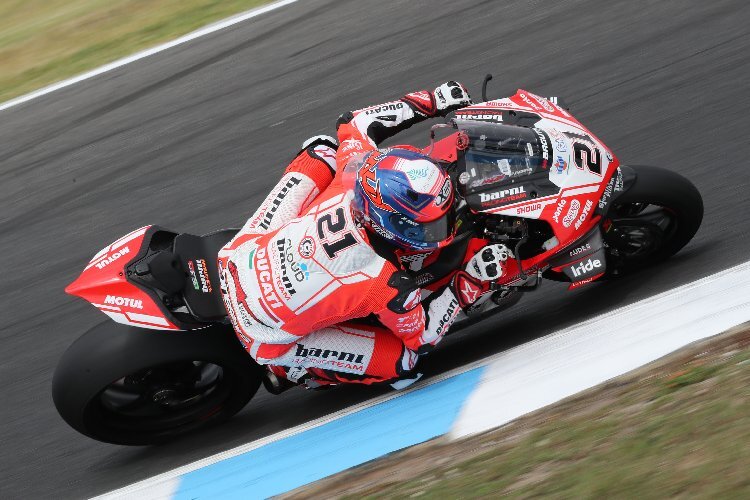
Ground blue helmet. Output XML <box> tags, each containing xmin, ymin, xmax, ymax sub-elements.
<box><xmin>352</xmin><ymin>148</ymin><xmax>455</xmax><ymax>251</ymax></box>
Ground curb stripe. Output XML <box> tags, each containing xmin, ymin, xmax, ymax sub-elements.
<box><xmin>451</xmin><ymin>260</ymin><xmax>750</xmax><ymax>438</ymax></box>
<box><xmin>94</xmin><ymin>367</ymin><xmax>485</xmax><ymax>499</ymax></box>
<box><xmin>173</xmin><ymin>368</ymin><xmax>484</xmax><ymax>499</ymax></box>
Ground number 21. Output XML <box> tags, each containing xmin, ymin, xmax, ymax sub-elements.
<box><xmin>316</xmin><ymin>207</ymin><xmax>357</xmax><ymax>258</ymax></box>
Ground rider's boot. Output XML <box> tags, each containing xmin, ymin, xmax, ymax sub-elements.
<box><xmin>298</xmin><ymin>134</ymin><xmax>338</xmax><ymax>154</ymax></box>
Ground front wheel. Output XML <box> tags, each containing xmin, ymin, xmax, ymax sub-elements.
<box><xmin>52</xmin><ymin>322</ymin><xmax>262</xmax><ymax>445</ymax></box>
<box><xmin>603</xmin><ymin>165</ymin><xmax>703</xmax><ymax>276</ymax></box>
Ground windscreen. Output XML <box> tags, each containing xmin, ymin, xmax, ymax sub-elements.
<box><xmin>455</xmin><ymin>121</ymin><xmax>550</xmax><ymax>195</ymax></box>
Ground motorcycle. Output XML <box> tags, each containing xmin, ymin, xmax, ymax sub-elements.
<box><xmin>53</xmin><ymin>80</ymin><xmax>703</xmax><ymax>445</ymax></box>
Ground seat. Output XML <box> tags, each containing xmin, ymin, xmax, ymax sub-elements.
<box><xmin>173</xmin><ymin>229</ymin><xmax>238</xmax><ymax>321</ymax></box>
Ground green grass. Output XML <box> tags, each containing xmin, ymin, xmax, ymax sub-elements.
<box><xmin>359</xmin><ymin>350</ymin><xmax>750</xmax><ymax>498</ymax></box>
<box><xmin>0</xmin><ymin>0</ymin><xmax>272</xmax><ymax>102</ymax></box>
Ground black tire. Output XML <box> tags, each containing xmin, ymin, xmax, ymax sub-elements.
<box><xmin>52</xmin><ymin>322</ymin><xmax>263</xmax><ymax>445</ymax></box>
<box><xmin>603</xmin><ymin>165</ymin><xmax>703</xmax><ymax>276</ymax></box>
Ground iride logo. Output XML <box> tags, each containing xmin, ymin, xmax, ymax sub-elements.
<box><xmin>570</xmin><ymin>258</ymin><xmax>602</xmax><ymax>278</ymax></box>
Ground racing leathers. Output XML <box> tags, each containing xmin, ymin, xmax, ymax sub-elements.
<box><xmin>218</xmin><ymin>82</ymin><xmax>507</xmax><ymax>386</ymax></box>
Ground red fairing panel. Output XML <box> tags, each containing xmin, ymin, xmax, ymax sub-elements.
<box><xmin>65</xmin><ymin>226</ymin><xmax>179</xmax><ymax>330</ymax></box>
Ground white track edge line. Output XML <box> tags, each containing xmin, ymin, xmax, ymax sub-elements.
<box><xmin>96</xmin><ymin>259</ymin><xmax>750</xmax><ymax>498</ymax></box>
<box><xmin>0</xmin><ymin>0</ymin><xmax>301</xmax><ymax>113</ymax></box>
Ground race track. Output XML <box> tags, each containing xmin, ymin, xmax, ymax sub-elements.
<box><xmin>1</xmin><ymin>0</ymin><xmax>749</xmax><ymax>497</ymax></box>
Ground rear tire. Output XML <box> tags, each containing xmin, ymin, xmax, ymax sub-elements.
<box><xmin>603</xmin><ymin>165</ymin><xmax>703</xmax><ymax>276</ymax></box>
<box><xmin>52</xmin><ymin>322</ymin><xmax>262</xmax><ymax>445</ymax></box>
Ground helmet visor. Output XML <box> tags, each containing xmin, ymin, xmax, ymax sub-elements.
<box><xmin>387</xmin><ymin>210</ymin><xmax>454</xmax><ymax>244</ymax></box>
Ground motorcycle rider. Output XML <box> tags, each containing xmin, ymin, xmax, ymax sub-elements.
<box><xmin>218</xmin><ymin>81</ymin><xmax>513</xmax><ymax>389</ymax></box>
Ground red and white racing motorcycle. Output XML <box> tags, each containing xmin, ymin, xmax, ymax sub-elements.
<box><xmin>53</xmin><ymin>81</ymin><xmax>703</xmax><ymax>445</ymax></box>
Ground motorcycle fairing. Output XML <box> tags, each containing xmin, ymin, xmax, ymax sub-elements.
<box><xmin>429</xmin><ymin>90</ymin><xmax>623</xmax><ymax>290</ymax></box>
<box><xmin>548</xmin><ymin>226</ymin><xmax>607</xmax><ymax>289</ymax></box>
<box><xmin>65</xmin><ymin>226</ymin><xmax>181</xmax><ymax>330</ymax></box>
<box><xmin>456</xmin><ymin>90</ymin><xmax>618</xmax><ymax>243</ymax></box>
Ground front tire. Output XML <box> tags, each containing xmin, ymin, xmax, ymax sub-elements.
<box><xmin>604</xmin><ymin>165</ymin><xmax>703</xmax><ymax>276</ymax></box>
<box><xmin>52</xmin><ymin>322</ymin><xmax>262</xmax><ymax>445</ymax></box>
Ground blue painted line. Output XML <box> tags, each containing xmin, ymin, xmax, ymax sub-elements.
<box><xmin>173</xmin><ymin>367</ymin><xmax>485</xmax><ymax>499</ymax></box>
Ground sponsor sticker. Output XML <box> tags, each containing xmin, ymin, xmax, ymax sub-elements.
<box><xmin>187</xmin><ymin>260</ymin><xmax>200</xmax><ymax>290</ymax></box>
<box><xmin>434</xmin><ymin>178</ymin><xmax>452</xmax><ymax>206</ymax></box>
<box><xmin>298</xmin><ymin>237</ymin><xmax>315</xmax><ymax>258</ymax></box>
<box><xmin>341</xmin><ymin>139</ymin><xmax>363</xmax><ymax>152</ymax></box>
<box><xmin>276</xmin><ymin>238</ymin><xmax>309</xmax><ymax>298</ymax></box>
<box><xmin>94</xmin><ymin>246</ymin><xmax>130</xmax><ymax>270</ymax></box>
<box><xmin>569</xmin><ymin>243</ymin><xmax>591</xmax><ymax>257</ymax></box>
<box><xmin>528</xmin><ymin>92</ymin><xmax>555</xmax><ymax>113</ymax></box>
<box><xmin>570</xmin><ymin>258</ymin><xmax>602</xmax><ymax>278</ymax></box>
<box><xmin>479</xmin><ymin>186</ymin><xmax>527</xmax><ymax>206</ymax></box>
<box><xmin>598</xmin><ymin>169</ymin><xmax>623</xmax><ymax>209</ymax></box>
<box><xmin>256</xmin><ymin>176</ymin><xmax>302</xmax><ymax>230</ymax></box>
<box><xmin>574</xmin><ymin>199</ymin><xmax>594</xmax><ymax>230</ymax></box>
<box><xmin>293</xmin><ymin>343</ymin><xmax>367</xmax><ymax>373</ymax></box>
<box><xmin>554</xmin><ymin>156</ymin><xmax>568</xmax><ymax>174</ymax></box>
<box><xmin>195</xmin><ymin>259</ymin><xmax>213</xmax><ymax>293</ymax></box>
<box><xmin>365</xmin><ymin>102</ymin><xmax>403</xmax><ymax>115</ymax></box>
<box><xmin>518</xmin><ymin>92</ymin><xmax>541</xmax><ymax>111</ymax></box>
<box><xmin>532</xmin><ymin>128</ymin><xmax>550</xmax><ymax>162</ymax></box>
<box><xmin>104</xmin><ymin>295</ymin><xmax>143</xmax><ymax>309</ymax></box>
<box><xmin>552</xmin><ymin>198</ymin><xmax>567</xmax><ymax>223</ymax></box>
<box><xmin>562</xmin><ymin>199</ymin><xmax>581</xmax><ymax>227</ymax></box>
<box><xmin>517</xmin><ymin>203</ymin><xmax>542</xmax><ymax>215</ymax></box>
<box><xmin>255</xmin><ymin>247</ymin><xmax>283</xmax><ymax>309</ymax></box>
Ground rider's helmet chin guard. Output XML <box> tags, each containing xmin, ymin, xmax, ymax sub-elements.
<box><xmin>349</xmin><ymin>147</ymin><xmax>456</xmax><ymax>252</ymax></box>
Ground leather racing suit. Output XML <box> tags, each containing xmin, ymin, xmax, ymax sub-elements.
<box><xmin>218</xmin><ymin>86</ymin><xmax>483</xmax><ymax>385</ymax></box>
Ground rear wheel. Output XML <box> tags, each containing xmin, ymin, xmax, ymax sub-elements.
<box><xmin>52</xmin><ymin>322</ymin><xmax>262</xmax><ymax>445</ymax></box>
<box><xmin>603</xmin><ymin>165</ymin><xmax>703</xmax><ymax>276</ymax></box>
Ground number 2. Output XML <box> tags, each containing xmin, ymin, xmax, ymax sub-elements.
<box><xmin>573</xmin><ymin>142</ymin><xmax>602</xmax><ymax>175</ymax></box>
<box><xmin>565</xmin><ymin>131</ymin><xmax>602</xmax><ymax>175</ymax></box>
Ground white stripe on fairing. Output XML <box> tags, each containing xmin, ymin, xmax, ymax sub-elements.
<box><xmin>562</xmin><ymin>184</ymin><xmax>600</xmax><ymax>197</ymax></box>
<box><xmin>450</xmin><ymin>260</ymin><xmax>750</xmax><ymax>438</ymax></box>
<box><xmin>0</xmin><ymin>0</ymin><xmax>302</xmax><ymax>113</ymax></box>
<box><xmin>111</xmin><ymin>226</ymin><xmax>149</xmax><ymax>251</ymax></box>
<box><xmin>100</xmin><ymin>309</ymin><xmax>174</xmax><ymax>330</ymax></box>
<box><xmin>125</xmin><ymin>312</ymin><xmax>170</xmax><ymax>327</ymax></box>
<box><xmin>92</xmin><ymin>303</ymin><xmax>121</xmax><ymax>312</ymax></box>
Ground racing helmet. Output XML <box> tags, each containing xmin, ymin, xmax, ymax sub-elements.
<box><xmin>351</xmin><ymin>148</ymin><xmax>455</xmax><ymax>251</ymax></box>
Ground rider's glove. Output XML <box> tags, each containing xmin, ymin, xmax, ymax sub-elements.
<box><xmin>467</xmin><ymin>244</ymin><xmax>513</xmax><ymax>281</ymax></box>
<box><xmin>434</xmin><ymin>81</ymin><xmax>472</xmax><ymax>115</ymax></box>
<box><xmin>451</xmin><ymin>244</ymin><xmax>513</xmax><ymax>308</ymax></box>
<box><xmin>401</xmin><ymin>81</ymin><xmax>472</xmax><ymax>118</ymax></box>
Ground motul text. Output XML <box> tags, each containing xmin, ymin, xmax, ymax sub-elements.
<box><xmin>104</xmin><ymin>295</ymin><xmax>143</xmax><ymax>309</ymax></box>
<box><xmin>95</xmin><ymin>246</ymin><xmax>130</xmax><ymax>269</ymax></box>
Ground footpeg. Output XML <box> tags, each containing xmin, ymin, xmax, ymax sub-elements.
<box><xmin>262</xmin><ymin>370</ymin><xmax>296</xmax><ymax>395</ymax></box>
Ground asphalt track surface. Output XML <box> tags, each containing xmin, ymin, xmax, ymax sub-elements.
<box><xmin>1</xmin><ymin>0</ymin><xmax>749</xmax><ymax>497</ymax></box>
